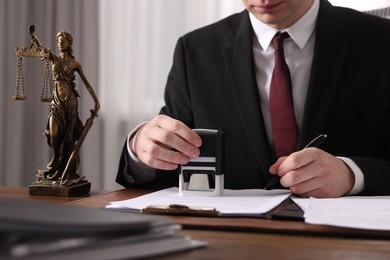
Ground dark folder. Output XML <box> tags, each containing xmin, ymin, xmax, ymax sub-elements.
<box><xmin>0</xmin><ymin>196</ymin><xmax>171</xmax><ymax>236</ymax></box>
<box><xmin>0</xmin><ymin>196</ymin><xmax>205</xmax><ymax>259</ymax></box>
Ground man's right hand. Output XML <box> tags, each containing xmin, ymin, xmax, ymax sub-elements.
<box><xmin>130</xmin><ymin>115</ymin><xmax>202</xmax><ymax>170</ymax></box>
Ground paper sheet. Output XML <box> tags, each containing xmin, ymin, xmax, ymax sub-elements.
<box><xmin>107</xmin><ymin>187</ymin><xmax>291</xmax><ymax>216</ymax></box>
<box><xmin>290</xmin><ymin>196</ymin><xmax>309</xmax><ymax>212</ymax></box>
<box><xmin>304</xmin><ymin>196</ymin><xmax>390</xmax><ymax>230</ymax></box>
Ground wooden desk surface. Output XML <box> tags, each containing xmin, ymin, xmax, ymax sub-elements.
<box><xmin>67</xmin><ymin>188</ymin><xmax>390</xmax><ymax>259</ymax></box>
<box><xmin>165</xmin><ymin>230</ymin><xmax>390</xmax><ymax>260</ymax></box>
<box><xmin>2</xmin><ymin>187</ymin><xmax>390</xmax><ymax>259</ymax></box>
<box><xmin>0</xmin><ymin>186</ymin><xmax>103</xmax><ymax>204</ymax></box>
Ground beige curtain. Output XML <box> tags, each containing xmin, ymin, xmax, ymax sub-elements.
<box><xmin>98</xmin><ymin>0</ymin><xmax>244</xmax><ymax>190</ymax></box>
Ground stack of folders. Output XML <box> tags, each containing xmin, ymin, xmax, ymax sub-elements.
<box><xmin>0</xmin><ymin>197</ymin><xmax>206</xmax><ymax>260</ymax></box>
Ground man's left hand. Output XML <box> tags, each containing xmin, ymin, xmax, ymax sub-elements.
<box><xmin>269</xmin><ymin>148</ymin><xmax>355</xmax><ymax>198</ymax></box>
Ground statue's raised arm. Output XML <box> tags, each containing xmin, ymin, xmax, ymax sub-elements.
<box><xmin>14</xmin><ymin>25</ymin><xmax>99</xmax><ymax>196</ymax></box>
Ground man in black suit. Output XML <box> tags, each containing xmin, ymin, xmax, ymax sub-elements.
<box><xmin>116</xmin><ymin>0</ymin><xmax>390</xmax><ymax>197</ymax></box>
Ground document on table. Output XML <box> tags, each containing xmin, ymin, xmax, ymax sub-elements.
<box><xmin>107</xmin><ymin>187</ymin><xmax>291</xmax><ymax>217</ymax></box>
<box><xmin>290</xmin><ymin>196</ymin><xmax>309</xmax><ymax>212</ymax></box>
<box><xmin>304</xmin><ymin>196</ymin><xmax>390</xmax><ymax>230</ymax></box>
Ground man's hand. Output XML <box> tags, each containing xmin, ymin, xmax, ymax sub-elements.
<box><xmin>131</xmin><ymin>115</ymin><xmax>202</xmax><ymax>170</ymax></box>
<box><xmin>269</xmin><ymin>148</ymin><xmax>355</xmax><ymax>198</ymax></box>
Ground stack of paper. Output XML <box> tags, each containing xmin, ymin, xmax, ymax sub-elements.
<box><xmin>106</xmin><ymin>187</ymin><xmax>291</xmax><ymax>217</ymax></box>
<box><xmin>0</xmin><ymin>197</ymin><xmax>206</xmax><ymax>259</ymax></box>
<box><xmin>303</xmin><ymin>196</ymin><xmax>390</xmax><ymax>230</ymax></box>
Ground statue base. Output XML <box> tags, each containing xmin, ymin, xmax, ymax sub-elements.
<box><xmin>29</xmin><ymin>182</ymin><xmax>91</xmax><ymax>197</ymax></box>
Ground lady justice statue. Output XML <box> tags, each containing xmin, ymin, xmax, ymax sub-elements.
<box><xmin>14</xmin><ymin>25</ymin><xmax>100</xmax><ymax>196</ymax></box>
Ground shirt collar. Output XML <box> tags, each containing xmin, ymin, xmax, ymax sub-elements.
<box><xmin>249</xmin><ymin>0</ymin><xmax>319</xmax><ymax>51</ymax></box>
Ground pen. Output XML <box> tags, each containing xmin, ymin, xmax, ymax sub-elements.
<box><xmin>264</xmin><ymin>134</ymin><xmax>327</xmax><ymax>190</ymax></box>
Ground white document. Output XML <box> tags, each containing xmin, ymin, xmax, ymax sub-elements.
<box><xmin>290</xmin><ymin>196</ymin><xmax>310</xmax><ymax>212</ymax></box>
<box><xmin>304</xmin><ymin>196</ymin><xmax>390</xmax><ymax>230</ymax></box>
<box><xmin>107</xmin><ymin>187</ymin><xmax>291</xmax><ymax>216</ymax></box>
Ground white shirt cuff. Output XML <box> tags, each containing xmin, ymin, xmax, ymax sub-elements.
<box><xmin>126</xmin><ymin>121</ymin><xmax>149</xmax><ymax>162</ymax></box>
<box><xmin>338</xmin><ymin>157</ymin><xmax>365</xmax><ymax>195</ymax></box>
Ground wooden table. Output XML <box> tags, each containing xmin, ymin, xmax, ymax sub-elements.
<box><xmin>0</xmin><ymin>186</ymin><xmax>102</xmax><ymax>204</ymax></box>
<box><xmin>69</xmin><ymin>188</ymin><xmax>390</xmax><ymax>259</ymax></box>
<box><xmin>2</xmin><ymin>187</ymin><xmax>390</xmax><ymax>259</ymax></box>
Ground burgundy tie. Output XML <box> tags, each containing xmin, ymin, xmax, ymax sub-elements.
<box><xmin>269</xmin><ymin>32</ymin><xmax>298</xmax><ymax>158</ymax></box>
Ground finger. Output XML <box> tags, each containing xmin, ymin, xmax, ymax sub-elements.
<box><xmin>138</xmin><ymin>132</ymin><xmax>191</xmax><ymax>162</ymax></box>
<box><xmin>279</xmin><ymin>159</ymin><xmax>318</xmax><ymax>187</ymax></box>
<box><xmin>296</xmin><ymin>186</ymin><xmax>334</xmax><ymax>198</ymax></box>
<box><xmin>137</xmin><ymin>142</ymin><xmax>190</xmax><ymax>170</ymax></box>
<box><xmin>277</xmin><ymin>148</ymin><xmax>320</xmax><ymax>176</ymax></box>
<box><xmin>139</xmin><ymin>156</ymin><xmax>179</xmax><ymax>171</ymax></box>
<box><xmin>269</xmin><ymin>156</ymin><xmax>288</xmax><ymax>174</ymax></box>
<box><xmin>153</xmin><ymin>115</ymin><xmax>202</xmax><ymax>148</ymax></box>
<box><xmin>145</xmin><ymin>126</ymin><xmax>200</xmax><ymax>159</ymax></box>
<box><xmin>286</xmin><ymin>177</ymin><xmax>323</xmax><ymax>196</ymax></box>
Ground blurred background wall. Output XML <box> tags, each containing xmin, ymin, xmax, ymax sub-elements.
<box><xmin>1</xmin><ymin>0</ymin><xmax>389</xmax><ymax>191</ymax></box>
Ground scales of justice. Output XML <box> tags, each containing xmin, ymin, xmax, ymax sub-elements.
<box><xmin>13</xmin><ymin>25</ymin><xmax>100</xmax><ymax>196</ymax></box>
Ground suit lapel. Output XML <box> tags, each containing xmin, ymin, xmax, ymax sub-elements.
<box><xmin>222</xmin><ymin>11</ymin><xmax>275</xmax><ymax>179</ymax></box>
<box><xmin>298</xmin><ymin>0</ymin><xmax>350</xmax><ymax>148</ymax></box>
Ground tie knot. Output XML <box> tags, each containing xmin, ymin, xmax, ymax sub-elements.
<box><xmin>272</xmin><ymin>32</ymin><xmax>289</xmax><ymax>51</ymax></box>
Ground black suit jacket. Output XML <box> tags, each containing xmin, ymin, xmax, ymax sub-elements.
<box><xmin>117</xmin><ymin>0</ymin><xmax>390</xmax><ymax>195</ymax></box>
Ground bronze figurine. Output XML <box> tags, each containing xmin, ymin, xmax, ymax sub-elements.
<box><xmin>14</xmin><ymin>25</ymin><xmax>100</xmax><ymax>196</ymax></box>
